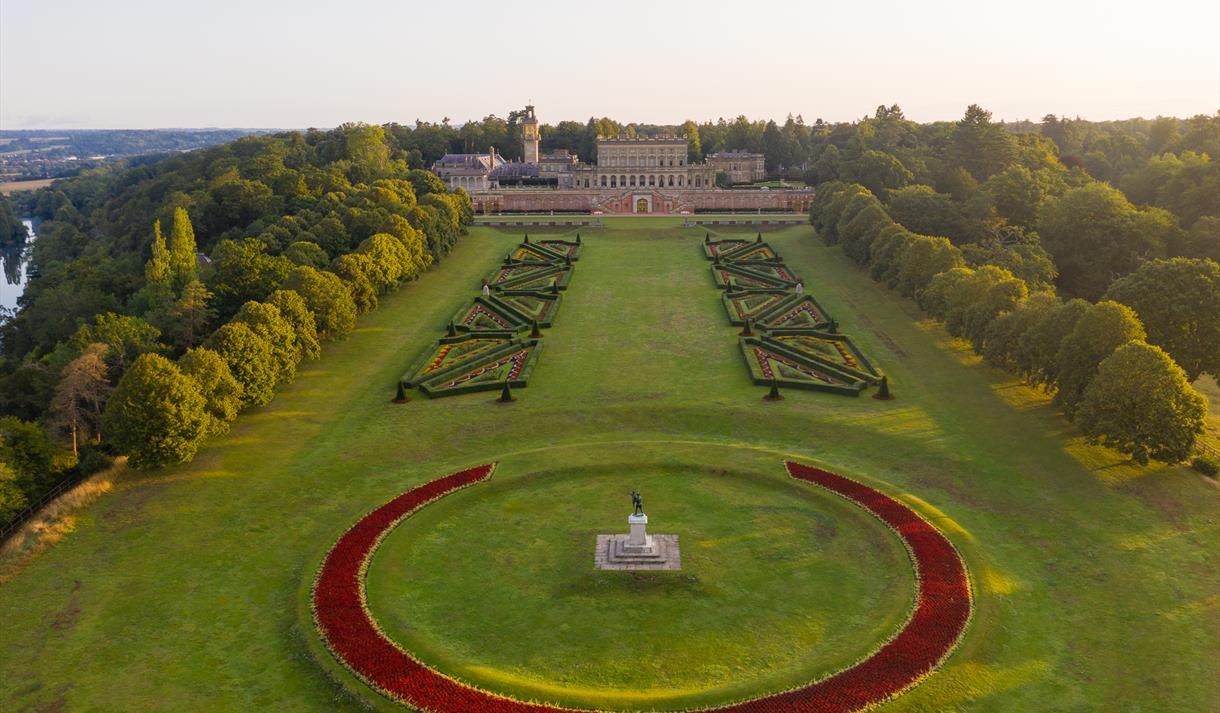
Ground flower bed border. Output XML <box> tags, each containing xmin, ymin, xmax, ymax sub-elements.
<box><xmin>311</xmin><ymin>461</ymin><xmax>972</xmax><ymax>713</ymax></box>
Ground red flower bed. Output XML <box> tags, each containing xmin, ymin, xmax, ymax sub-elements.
<box><xmin>312</xmin><ymin>461</ymin><xmax>972</xmax><ymax>713</ymax></box>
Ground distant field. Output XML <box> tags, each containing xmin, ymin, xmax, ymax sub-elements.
<box><xmin>0</xmin><ymin>178</ymin><xmax>55</xmax><ymax>194</ymax></box>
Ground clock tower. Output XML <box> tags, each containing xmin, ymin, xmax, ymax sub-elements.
<box><xmin>522</xmin><ymin>104</ymin><xmax>540</xmax><ymax>164</ymax></box>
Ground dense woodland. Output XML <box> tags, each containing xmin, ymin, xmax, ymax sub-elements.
<box><xmin>0</xmin><ymin>124</ymin><xmax>473</xmax><ymax>525</ymax></box>
<box><xmin>0</xmin><ymin>106</ymin><xmax>1217</xmax><ymax>527</ymax></box>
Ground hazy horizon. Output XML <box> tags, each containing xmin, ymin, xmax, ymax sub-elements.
<box><xmin>2</xmin><ymin>0</ymin><xmax>1217</xmax><ymax>130</ymax></box>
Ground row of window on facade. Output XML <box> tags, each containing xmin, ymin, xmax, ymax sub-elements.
<box><xmin>599</xmin><ymin>156</ymin><xmax>686</xmax><ymax>168</ymax></box>
<box><xmin>595</xmin><ymin>174</ymin><xmax>701</xmax><ymax>188</ymax></box>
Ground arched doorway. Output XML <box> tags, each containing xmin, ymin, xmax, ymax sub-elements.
<box><xmin>635</xmin><ymin>198</ymin><xmax>650</xmax><ymax>213</ymax></box>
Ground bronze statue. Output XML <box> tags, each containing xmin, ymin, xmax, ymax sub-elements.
<box><xmin>630</xmin><ymin>490</ymin><xmax>644</xmax><ymax>516</ymax></box>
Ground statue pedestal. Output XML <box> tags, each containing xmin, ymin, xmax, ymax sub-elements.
<box><xmin>595</xmin><ymin>511</ymin><xmax>681</xmax><ymax>571</ymax></box>
<box><xmin>627</xmin><ymin>513</ymin><xmax>652</xmax><ymax>549</ymax></box>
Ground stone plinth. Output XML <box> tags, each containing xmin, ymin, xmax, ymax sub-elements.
<box><xmin>595</xmin><ymin>512</ymin><xmax>681</xmax><ymax>571</ymax></box>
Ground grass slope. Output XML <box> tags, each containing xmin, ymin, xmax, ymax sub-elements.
<box><xmin>1</xmin><ymin>218</ymin><xmax>1216</xmax><ymax>712</ymax></box>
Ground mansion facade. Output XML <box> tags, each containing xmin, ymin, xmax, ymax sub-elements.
<box><xmin>431</xmin><ymin>106</ymin><xmax>802</xmax><ymax>214</ymax></box>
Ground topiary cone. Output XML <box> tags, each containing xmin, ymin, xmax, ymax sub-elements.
<box><xmin>705</xmin><ymin>233</ymin><xmax>711</xmax><ymax>243</ymax></box>
<box><xmin>575</xmin><ymin>233</ymin><xmax>581</xmax><ymax>243</ymax></box>
<box><xmin>529</xmin><ymin>319</ymin><xmax>543</xmax><ymax>338</ymax></box>
<box><xmin>446</xmin><ymin>321</ymin><xmax>457</xmax><ymax>337</ymax></box>
<box><xmin>551</xmin><ymin>283</ymin><xmax>561</xmax><ymax>294</ymax></box>
<box><xmin>498</xmin><ymin>381</ymin><xmax>516</xmax><ymax>403</ymax></box>
<box><xmin>739</xmin><ymin>318</ymin><xmax>754</xmax><ymax>337</ymax></box>
<box><xmin>524</xmin><ymin>233</ymin><xmax>530</xmax><ymax>243</ymax></box>
<box><xmin>764</xmin><ymin>378</ymin><xmax>784</xmax><ymax>401</ymax></box>
<box><xmin>873</xmin><ymin>375</ymin><xmax>894</xmax><ymax>400</ymax></box>
<box><xmin>392</xmin><ymin>382</ymin><xmax>411</xmax><ymax>403</ymax></box>
<box><xmin>756</xmin><ymin>232</ymin><xmax>762</xmax><ymax>243</ymax></box>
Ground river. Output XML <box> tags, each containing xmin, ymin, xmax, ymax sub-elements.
<box><xmin>0</xmin><ymin>218</ymin><xmax>35</xmax><ymax>313</ymax></box>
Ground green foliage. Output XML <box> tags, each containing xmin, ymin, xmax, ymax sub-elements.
<box><xmin>1076</xmin><ymin>342</ymin><xmax>1207</xmax><ymax>464</ymax></box>
<box><xmin>886</xmin><ymin>185</ymin><xmax>964</xmax><ymax>239</ymax></box>
<box><xmin>357</xmin><ymin>233</ymin><xmax>413</xmax><ymax>292</ymax></box>
<box><xmin>268</xmin><ymin>289</ymin><xmax>321</xmax><ymax>360</ymax></box>
<box><xmin>894</xmin><ymin>235</ymin><xmax>964</xmax><ymax>298</ymax></box>
<box><xmin>178</xmin><ymin>347</ymin><xmax>243</xmax><ymax>436</ymax></box>
<box><xmin>1016</xmin><ymin>298</ymin><xmax>1091</xmax><ymax>389</ymax></box>
<box><xmin>283</xmin><ymin>241</ymin><xmax>329</xmax><ymax>268</ymax></box>
<box><xmin>839</xmin><ymin>150</ymin><xmax>912</xmax><ymax>199</ymax></box>
<box><xmin>206</xmin><ymin>322</ymin><xmax>278</xmax><ymax>407</ymax></box>
<box><xmin>144</xmin><ymin>220</ymin><xmax>171</xmax><ymax>288</ymax></box>
<box><xmin>233</xmin><ymin>301</ymin><xmax>300</xmax><ymax>385</ymax></box>
<box><xmin>168</xmin><ymin>207</ymin><xmax>198</xmax><ymax>290</ymax></box>
<box><xmin>69</xmin><ymin>312</ymin><xmax>162</xmax><ymax>376</ymax></box>
<box><xmin>1053</xmin><ymin>301</ymin><xmax>1146</xmax><ymax>417</ymax></box>
<box><xmin>330</xmin><ymin>254</ymin><xmax>378</xmax><ymax>314</ymax></box>
<box><xmin>983</xmin><ymin>291</ymin><xmax>1060</xmax><ymax>370</ymax></box>
<box><xmin>0</xmin><ymin>462</ymin><xmax>28</xmax><ymax>526</ymax></box>
<box><xmin>1038</xmin><ymin>183</ymin><xmax>1176</xmax><ymax>299</ymax></box>
<box><xmin>102</xmin><ymin>353</ymin><xmax>207</xmax><ymax>469</ymax></box>
<box><xmin>0</xmin><ymin>416</ymin><xmax>59</xmax><ymax>495</ymax></box>
<box><xmin>1104</xmin><ymin>258</ymin><xmax>1220</xmax><ymax>380</ymax></box>
<box><xmin>1191</xmin><ymin>456</ymin><xmax>1219</xmax><ymax>477</ymax></box>
<box><xmin>952</xmin><ymin>104</ymin><xmax>1018</xmax><ymax>181</ymax></box>
<box><xmin>283</xmin><ymin>266</ymin><xmax>356</xmax><ymax>338</ymax></box>
<box><xmin>206</xmin><ymin>238</ymin><xmax>294</xmax><ymax>319</ymax></box>
<box><xmin>168</xmin><ymin>280</ymin><xmax>217</xmax><ymax>351</ymax></box>
<box><xmin>922</xmin><ymin>265</ymin><xmax>1027</xmax><ymax>349</ymax></box>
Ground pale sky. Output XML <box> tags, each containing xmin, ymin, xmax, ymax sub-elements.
<box><xmin>1</xmin><ymin>0</ymin><xmax>1217</xmax><ymax>129</ymax></box>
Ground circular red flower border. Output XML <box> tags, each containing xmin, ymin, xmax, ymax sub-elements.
<box><xmin>311</xmin><ymin>461</ymin><xmax>973</xmax><ymax>712</ymax></box>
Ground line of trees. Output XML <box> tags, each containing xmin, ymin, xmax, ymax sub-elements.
<box><xmin>811</xmin><ymin>182</ymin><xmax>1213</xmax><ymax>465</ymax></box>
<box><xmin>0</xmin><ymin>124</ymin><xmax>473</xmax><ymax>526</ymax></box>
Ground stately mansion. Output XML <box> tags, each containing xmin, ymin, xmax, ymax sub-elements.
<box><xmin>432</xmin><ymin>106</ymin><xmax>807</xmax><ymax>215</ymax></box>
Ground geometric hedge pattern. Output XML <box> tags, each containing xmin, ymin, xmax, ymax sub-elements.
<box><xmin>704</xmin><ymin>234</ymin><xmax>883</xmax><ymax>396</ymax></box>
<box><xmin>401</xmin><ymin>235</ymin><xmax>582</xmax><ymax>398</ymax></box>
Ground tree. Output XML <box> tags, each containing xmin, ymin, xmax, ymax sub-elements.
<box><xmin>102</xmin><ymin>353</ymin><xmax>206</xmax><ymax>468</ymax></box>
<box><xmin>357</xmin><ymin>233</ymin><xmax>411</xmax><ymax>292</ymax></box>
<box><xmin>1038</xmin><ymin>183</ymin><xmax>1172</xmax><ymax>299</ymax></box>
<box><xmin>330</xmin><ymin>254</ymin><xmax>378</xmax><ymax>314</ymax></box>
<box><xmin>1104</xmin><ymin>258</ymin><xmax>1220</xmax><ymax>380</ymax></box>
<box><xmin>283</xmin><ymin>241</ymin><xmax>329</xmax><ymax>268</ymax></box>
<box><xmin>179</xmin><ymin>347</ymin><xmax>243</xmax><ymax>436</ymax></box>
<box><xmin>840</xmin><ymin>150</ymin><xmax>912</xmax><ymax>199</ymax></box>
<box><xmin>50</xmin><ymin>343</ymin><xmax>112</xmax><ymax>455</ymax></box>
<box><xmin>168</xmin><ymin>207</ymin><xmax>198</xmax><ymax>290</ymax></box>
<box><xmin>0</xmin><ymin>416</ymin><xmax>59</xmax><ymax>495</ymax></box>
<box><xmin>233</xmin><ymin>301</ymin><xmax>300</xmax><ymax>384</ymax></box>
<box><xmin>952</xmin><ymin>104</ymin><xmax>1017</xmax><ymax>180</ymax></box>
<box><xmin>144</xmin><ymin>219</ymin><xmax>171</xmax><ymax>290</ymax></box>
<box><xmin>70</xmin><ymin>312</ymin><xmax>163</xmax><ymax>377</ymax></box>
<box><xmin>1076</xmin><ymin>342</ymin><xmax>1207</xmax><ymax>464</ymax></box>
<box><xmin>1016</xmin><ymin>298</ymin><xmax>1090</xmax><ymax>389</ymax></box>
<box><xmin>983</xmin><ymin>291</ymin><xmax>1060</xmax><ymax>369</ymax></box>
<box><xmin>268</xmin><ymin>289</ymin><xmax>321</xmax><ymax>360</ymax></box>
<box><xmin>169</xmin><ymin>280</ymin><xmax>217</xmax><ymax>351</ymax></box>
<box><xmin>895</xmin><ymin>236</ymin><xmax>965</xmax><ymax>298</ymax></box>
<box><xmin>207</xmin><ymin>322</ymin><xmax>278</xmax><ymax>407</ymax></box>
<box><xmin>887</xmin><ymin>185</ymin><xmax>964</xmax><ymax>239</ymax></box>
<box><xmin>683</xmin><ymin>120</ymin><xmax>702</xmax><ymax>162</ymax></box>
<box><xmin>1054</xmin><ymin>301</ymin><xmax>1147</xmax><ymax>417</ymax></box>
<box><xmin>207</xmin><ymin>238</ymin><xmax>294</xmax><ymax>318</ymax></box>
<box><xmin>0</xmin><ymin>463</ymin><xmax>28</xmax><ymax>526</ymax></box>
<box><xmin>283</xmin><ymin>266</ymin><xmax>357</xmax><ymax>338</ymax></box>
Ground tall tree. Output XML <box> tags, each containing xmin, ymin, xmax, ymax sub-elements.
<box><xmin>267</xmin><ymin>290</ymin><xmax>321</xmax><ymax>360</ymax></box>
<box><xmin>168</xmin><ymin>207</ymin><xmax>198</xmax><ymax>291</ymax></box>
<box><xmin>144</xmin><ymin>220</ymin><xmax>171</xmax><ymax>289</ymax></box>
<box><xmin>102</xmin><ymin>353</ymin><xmax>207</xmax><ymax>468</ymax></box>
<box><xmin>50</xmin><ymin>343</ymin><xmax>112</xmax><ymax>456</ymax></box>
<box><xmin>232</xmin><ymin>301</ymin><xmax>300</xmax><ymax>385</ymax></box>
<box><xmin>1076</xmin><ymin>342</ymin><xmax>1206</xmax><ymax>464</ymax></box>
<box><xmin>169</xmin><ymin>280</ymin><xmax>217</xmax><ymax>351</ymax></box>
<box><xmin>952</xmin><ymin>104</ymin><xmax>1017</xmax><ymax>181</ymax></box>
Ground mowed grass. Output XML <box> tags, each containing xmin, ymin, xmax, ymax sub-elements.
<box><xmin>0</xmin><ymin>218</ymin><xmax>1217</xmax><ymax>712</ymax></box>
<box><xmin>366</xmin><ymin>448</ymin><xmax>913</xmax><ymax>710</ymax></box>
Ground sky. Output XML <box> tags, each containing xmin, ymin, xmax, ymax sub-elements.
<box><xmin>1</xmin><ymin>0</ymin><xmax>1217</xmax><ymax>129</ymax></box>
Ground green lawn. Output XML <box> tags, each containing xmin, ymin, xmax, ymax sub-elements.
<box><xmin>1</xmin><ymin>218</ymin><xmax>1217</xmax><ymax>712</ymax></box>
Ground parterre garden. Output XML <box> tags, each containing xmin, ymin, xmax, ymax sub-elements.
<box><xmin>1</xmin><ymin>218</ymin><xmax>1217</xmax><ymax>713</ymax></box>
